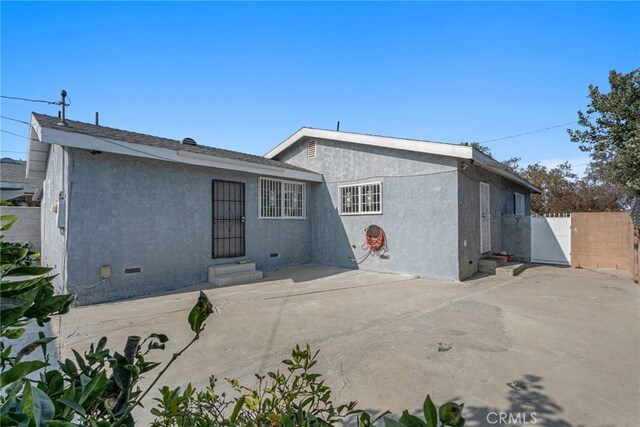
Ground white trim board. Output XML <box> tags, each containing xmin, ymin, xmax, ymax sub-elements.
<box><xmin>265</xmin><ymin>127</ymin><xmax>541</xmax><ymax>193</ymax></box>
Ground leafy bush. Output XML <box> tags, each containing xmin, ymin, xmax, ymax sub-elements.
<box><xmin>150</xmin><ymin>344</ymin><xmax>359</xmax><ymax>426</ymax></box>
<box><xmin>1</xmin><ymin>214</ymin><xmax>214</xmax><ymax>426</ymax></box>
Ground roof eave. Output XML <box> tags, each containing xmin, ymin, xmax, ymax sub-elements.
<box><xmin>32</xmin><ymin>116</ymin><xmax>323</xmax><ymax>183</ymax></box>
<box><xmin>26</xmin><ymin>116</ymin><xmax>49</xmax><ymax>180</ymax></box>
<box><xmin>265</xmin><ymin>127</ymin><xmax>474</xmax><ymax>160</ymax></box>
<box><xmin>266</xmin><ymin>127</ymin><xmax>541</xmax><ymax>193</ymax></box>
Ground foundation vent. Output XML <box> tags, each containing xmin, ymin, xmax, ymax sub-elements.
<box><xmin>124</xmin><ymin>267</ymin><xmax>142</xmax><ymax>274</ymax></box>
<box><xmin>307</xmin><ymin>140</ymin><xmax>317</xmax><ymax>159</ymax></box>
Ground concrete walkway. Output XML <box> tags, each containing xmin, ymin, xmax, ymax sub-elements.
<box><xmin>57</xmin><ymin>264</ymin><xmax>640</xmax><ymax>426</ymax></box>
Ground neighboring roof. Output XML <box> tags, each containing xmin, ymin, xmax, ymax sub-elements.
<box><xmin>28</xmin><ymin>113</ymin><xmax>323</xmax><ymax>182</ymax></box>
<box><xmin>631</xmin><ymin>198</ymin><xmax>640</xmax><ymax>229</ymax></box>
<box><xmin>0</xmin><ymin>158</ymin><xmax>41</xmax><ymax>196</ymax></box>
<box><xmin>265</xmin><ymin>127</ymin><xmax>542</xmax><ymax>193</ymax></box>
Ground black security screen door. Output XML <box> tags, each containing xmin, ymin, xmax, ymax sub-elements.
<box><xmin>212</xmin><ymin>180</ymin><xmax>245</xmax><ymax>258</ymax></box>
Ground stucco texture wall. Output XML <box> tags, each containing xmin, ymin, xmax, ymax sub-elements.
<box><xmin>457</xmin><ymin>164</ymin><xmax>532</xmax><ymax>279</ymax></box>
<box><xmin>65</xmin><ymin>149</ymin><xmax>312</xmax><ymax>304</ymax></box>
<box><xmin>277</xmin><ymin>138</ymin><xmax>461</xmax><ymax>280</ymax></box>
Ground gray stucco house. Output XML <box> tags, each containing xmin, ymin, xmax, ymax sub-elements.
<box><xmin>27</xmin><ymin>113</ymin><xmax>540</xmax><ymax>304</ymax></box>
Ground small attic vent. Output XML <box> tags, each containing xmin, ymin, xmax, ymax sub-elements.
<box><xmin>182</xmin><ymin>137</ymin><xmax>197</xmax><ymax>146</ymax></box>
<box><xmin>307</xmin><ymin>140</ymin><xmax>317</xmax><ymax>159</ymax></box>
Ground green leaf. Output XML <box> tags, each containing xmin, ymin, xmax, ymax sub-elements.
<box><xmin>359</xmin><ymin>411</ymin><xmax>372</xmax><ymax>427</ymax></box>
<box><xmin>229</xmin><ymin>395</ymin><xmax>245</xmax><ymax>422</ymax></box>
<box><xmin>187</xmin><ymin>291</ymin><xmax>213</xmax><ymax>334</ymax></box>
<box><xmin>148</xmin><ymin>333</ymin><xmax>168</xmax><ymax>344</ymax></box>
<box><xmin>0</xmin><ymin>215</ymin><xmax>19</xmax><ymax>231</ymax></box>
<box><xmin>25</xmin><ymin>294</ymin><xmax>74</xmax><ymax>320</ymax></box>
<box><xmin>3</xmin><ymin>267</ymin><xmax>53</xmax><ymax>277</ymax></box>
<box><xmin>439</xmin><ymin>402</ymin><xmax>465</xmax><ymax>427</ymax></box>
<box><xmin>46</xmin><ymin>421</ymin><xmax>76</xmax><ymax>427</ymax></box>
<box><xmin>400</xmin><ymin>410</ymin><xmax>427</xmax><ymax>427</ymax></box>
<box><xmin>57</xmin><ymin>397</ymin><xmax>87</xmax><ymax>418</ymax></box>
<box><xmin>17</xmin><ymin>337</ymin><xmax>56</xmax><ymax>359</ymax></box>
<box><xmin>0</xmin><ymin>275</ymin><xmax>49</xmax><ymax>294</ymax></box>
<box><xmin>1</xmin><ymin>328</ymin><xmax>26</xmax><ymax>339</ymax></box>
<box><xmin>0</xmin><ymin>286</ymin><xmax>41</xmax><ymax>325</ymax></box>
<box><xmin>0</xmin><ymin>415</ymin><xmax>19</xmax><ymax>426</ymax></box>
<box><xmin>21</xmin><ymin>381</ymin><xmax>55</xmax><ymax>426</ymax></box>
<box><xmin>78</xmin><ymin>371</ymin><xmax>107</xmax><ymax>405</ymax></box>
<box><xmin>0</xmin><ymin>361</ymin><xmax>47</xmax><ymax>387</ymax></box>
<box><xmin>383</xmin><ymin>416</ymin><xmax>406</xmax><ymax>427</ymax></box>
<box><xmin>423</xmin><ymin>395</ymin><xmax>438</xmax><ymax>427</ymax></box>
<box><xmin>0</xmin><ymin>247</ymin><xmax>30</xmax><ymax>264</ymax></box>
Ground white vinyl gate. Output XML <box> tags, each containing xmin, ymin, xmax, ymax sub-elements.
<box><xmin>531</xmin><ymin>215</ymin><xmax>571</xmax><ymax>265</ymax></box>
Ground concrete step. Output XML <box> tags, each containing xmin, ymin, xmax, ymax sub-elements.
<box><xmin>208</xmin><ymin>262</ymin><xmax>256</xmax><ymax>281</ymax></box>
<box><xmin>478</xmin><ymin>255</ymin><xmax>509</xmax><ymax>275</ymax></box>
<box><xmin>496</xmin><ymin>263</ymin><xmax>525</xmax><ymax>277</ymax></box>
<box><xmin>209</xmin><ymin>270</ymin><xmax>264</xmax><ymax>287</ymax></box>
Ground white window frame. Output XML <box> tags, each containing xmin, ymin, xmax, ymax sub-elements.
<box><xmin>338</xmin><ymin>182</ymin><xmax>383</xmax><ymax>215</ymax></box>
<box><xmin>258</xmin><ymin>177</ymin><xmax>306</xmax><ymax>219</ymax></box>
<box><xmin>514</xmin><ymin>192</ymin><xmax>525</xmax><ymax>216</ymax></box>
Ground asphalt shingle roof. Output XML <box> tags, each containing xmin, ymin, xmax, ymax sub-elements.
<box><xmin>33</xmin><ymin>113</ymin><xmax>316</xmax><ymax>174</ymax></box>
<box><xmin>0</xmin><ymin>158</ymin><xmax>41</xmax><ymax>195</ymax></box>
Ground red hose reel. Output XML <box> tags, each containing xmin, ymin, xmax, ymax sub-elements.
<box><xmin>363</xmin><ymin>224</ymin><xmax>387</xmax><ymax>256</ymax></box>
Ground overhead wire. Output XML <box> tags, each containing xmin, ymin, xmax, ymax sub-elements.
<box><xmin>0</xmin><ymin>122</ymin><xmax>176</xmax><ymax>164</ymax></box>
<box><xmin>1</xmin><ymin>94</ymin><xmax>70</xmax><ymax>106</ymax></box>
<box><xmin>479</xmin><ymin>121</ymin><xmax>578</xmax><ymax>144</ymax></box>
<box><xmin>1</xmin><ymin>115</ymin><xmax>30</xmax><ymax>125</ymax></box>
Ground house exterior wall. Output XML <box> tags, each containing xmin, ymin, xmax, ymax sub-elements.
<box><xmin>63</xmin><ymin>149</ymin><xmax>313</xmax><ymax>304</ymax></box>
<box><xmin>276</xmin><ymin>138</ymin><xmax>461</xmax><ymax>280</ymax></box>
<box><xmin>457</xmin><ymin>164</ymin><xmax>531</xmax><ymax>279</ymax></box>
<box><xmin>40</xmin><ymin>145</ymin><xmax>70</xmax><ymax>293</ymax></box>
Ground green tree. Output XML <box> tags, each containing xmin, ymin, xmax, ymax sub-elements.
<box><xmin>568</xmin><ymin>68</ymin><xmax>640</xmax><ymax>197</ymax></box>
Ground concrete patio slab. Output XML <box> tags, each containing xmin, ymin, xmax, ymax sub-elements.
<box><xmin>55</xmin><ymin>264</ymin><xmax>640</xmax><ymax>426</ymax></box>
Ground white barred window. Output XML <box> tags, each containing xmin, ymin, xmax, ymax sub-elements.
<box><xmin>259</xmin><ymin>178</ymin><xmax>305</xmax><ymax>219</ymax></box>
<box><xmin>339</xmin><ymin>182</ymin><xmax>382</xmax><ymax>215</ymax></box>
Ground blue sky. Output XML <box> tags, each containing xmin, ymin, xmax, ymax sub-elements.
<box><xmin>1</xmin><ymin>2</ymin><xmax>638</xmax><ymax>174</ymax></box>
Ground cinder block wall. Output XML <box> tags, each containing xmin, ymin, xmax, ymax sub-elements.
<box><xmin>1</xmin><ymin>206</ymin><xmax>41</xmax><ymax>251</ymax></box>
<box><xmin>571</xmin><ymin>212</ymin><xmax>633</xmax><ymax>270</ymax></box>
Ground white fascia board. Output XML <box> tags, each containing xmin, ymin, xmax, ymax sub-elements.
<box><xmin>266</xmin><ymin>127</ymin><xmax>540</xmax><ymax>193</ymax></box>
<box><xmin>26</xmin><ymin>118</ymin><xmax>49</xmax><ymax>180</ymax></box>
<box><xmin>472</xmin><ymin>150</ymin><xmax>542</xmax><ymax>193</ymax></box>
<box><xmin>265</xmin><ymin>128</ymin><xmax>475</xmax><ymax>160</ymax></box>
<box><xmin>38</xmin><ymin>125</ymin><xmax>323</xmax><ymax>183</ymax></box>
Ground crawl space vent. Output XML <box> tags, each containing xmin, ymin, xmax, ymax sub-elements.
<box><xmin>307</xmin><ymin>140</ymin><xmax>317</xmax><ymax>159</ymax></box>
<box><xmin>124</xmin><ymin>267</ymin><xmax>142</xmax><ymax>274</ymax></box>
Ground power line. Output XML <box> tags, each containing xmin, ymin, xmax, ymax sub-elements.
<box><xmin>0</xmin><ymin>150</ymin><xmax>27</xmax><ymax>154</ymax></box>
<box><xmin>0</xmin><ymin>94</ymin><xmax>69</xmax><ymax>106</ymax></box>
<box><xmin>0</xmin><ymin>129</ymin><xmax>29</xmax><ymax>139</ymax></box>
<box><xmin>479</xmin><ymin>121</ymin><xmax>578</xmax><ymax>144</ymax></box>
<box><xmin>0</xmin><ymin>128</ymin><xmax>175</xmax><ymax>163</ymax></box>
<box><xmin>1</xmin><ymin>115</ymin><xmax>30</xmax><ymax>125</ymax></box>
